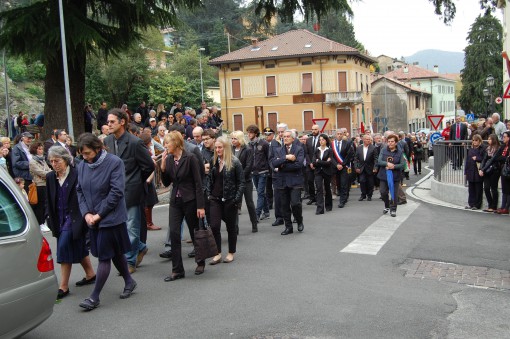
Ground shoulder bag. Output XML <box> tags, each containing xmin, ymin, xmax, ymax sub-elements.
<box><xmin>194</xmin><ymin>218</ymin><xmax>218</xmax><ymax>263</ymax></box>
<box><xmin>28</xmin><ymin>182</ymin><xmax>38</xmax><ymax>205</ymax></box>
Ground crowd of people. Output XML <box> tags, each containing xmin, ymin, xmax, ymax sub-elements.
<box><xmin>1</xmin><ymin>99</ymin><xmax>441</xmax><ymax>312</ymax></box>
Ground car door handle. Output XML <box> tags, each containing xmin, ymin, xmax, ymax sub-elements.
<box><xmin>0</xmin><ymin>238</ymin><xmax>27</xmax><ymax>245</ymax></box>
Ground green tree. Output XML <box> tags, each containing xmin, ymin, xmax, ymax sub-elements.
<box><xmin>459</xmin><ymin>11</ymin><xmax>503</xmax><ymax>116</ymax></box>
<box><xmin>169</xmin><ymin>46</ymin><xmax>218</xmax><ymax>87</ymax></box>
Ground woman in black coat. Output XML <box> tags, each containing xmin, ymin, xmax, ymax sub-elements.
<box><xmin>206</xmin><ymin>136</ymin><xmax>245</xmax><ymax>264</ymax></box>
<box><xmin>479</xmin><ymin>134</ymin><xmax>500</xmax><ymax>212</ymax></box>
<box><xmin>464</xmin><ymin>134</ymin><xmax>485</xmax><ymax>210</ymax></box>
<box><xmin>411</xmin><ymin>136</ymin><xmax>424</xmax><ymax>175</ymax></box>
<box><xmin>313</xmin><ymin>134</ymin><xmax>334</xmax><ymax>214</ymax></box>
<box><xmin>161</xmin><ymin>131</ymin><xmax>205</xmax><ymax>281</ymax></box>
<box><xmin>46</xmin><ymin>146</ymin><xmax>95</xmax><ymax>300</ymax></box>
<box><xmin>486</xmin><ymin>131</ymin><xmax>510</xmax><ymax>214</ymax></box>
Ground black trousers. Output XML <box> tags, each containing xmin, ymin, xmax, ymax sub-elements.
<box><xmin>483</xmin><ymin>172</ymin><xmax>500</xmax><ymax>210</ymax></box>
<box><xmin>30</xmin><ymin>185</ymin><xmax>46</xmax><ymax>225</ymax></box>
<box><xmin>452</xmin><ymin>147</ymin><xmax>464</xmax><ymax>169</ymax></box>
<box><xmin>140</xmin><ymin>204</ymin><xmax>147</xmax><ymax>244</ymax></box>
<box><xmin>169</xmin><ymin>198</ymin><xmax>202</xmax><ymax>273</ymax></box>
<box><xmin>314</xmin><ymin>173</ymin><xmax>332</xmax><ymax>213</ymax></box>
<box><xmin>380</xmin><ymin>180</ymin><xmax>398</xmax><ymax>211</ymax></box>
<box><xmin>238</xmin><ymin>179</ymin><xmax>257</xmax><ymax>227</ymax></box>
<box><xmin>359</xmin><ymin>172</ymin><xmax>374</xmax><ymax>198</ymax></box>
<box><xmin>306</xmin><ymin>168</ymin><xmax>316</xmax><ymax>200</ymax></box>
<box><xmin>468</xmin><ymin>181</ymin><xmax>483</xmax><ymax>209</ymax></box>
<box><xmin>266</xmin><ymin>175</ymin><xmax>273</xmax><ymax>209</ymax></box>
<box><xmin>273</xmin><ymin>180</ymin><xmax>283</xmax><ymax>220</ymax></box>
<box><xmin>335</xmin><ymin>168</ymin><xmax>350</xmax><ymax>204</ymax></box>
<box><xmin>210</xmin><ymin>199</ymin><xmax>237</xmax><ymax>253</ymax></box>
<box><xmin>413</xmin><ymin>159</ymin><xmax>422</xmax><ymax>174</ymax></box>
<box><xmin>279</xmin><ymin>187</ymin><xmax>303</xmax><ymax>227</ymax></box>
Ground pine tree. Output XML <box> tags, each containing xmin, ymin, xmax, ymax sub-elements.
<box><xmin>459</xmin><ymin>11</ymin><xmax>502</xmax><ymax>116</ymax></box>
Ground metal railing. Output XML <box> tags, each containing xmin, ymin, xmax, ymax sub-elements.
<box><xmin>433</xmin><ymin>140</ymin><xmax>472</xmax><ymax>186</ymax></box>
<box><xmin>324</xmin><ymin>91</ymin><xmax>364</xmax><ymax>104</ymax></box>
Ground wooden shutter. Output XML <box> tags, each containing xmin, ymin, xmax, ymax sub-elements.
<box><xmin>336</xmin><ymin>108</ymin><xmax>351</xmax><ymax>135</ymax></box>
<box><xmin>232</xmin><ymin>79</ymin><xmax>241</xmax><ymax>99</ymax></box>
<box><xmin>233</xmin><ymin>114</ymin><xmax>243</xmax><ymax>131</ymax></box>
<box><xmin>267</xmin><ymin>112</ymin><xmax>277</xmax><ymax>131</ymax></box>
<box><xmin>303</xmin><ymin>111</ymin><xmax>313</xmax><ymax>130</ymax></box>
<box><xmin>338</xmin><ymin>72</ymin><xmax>347</xmax><ymax>92</ymax></box>
<box><xmin>266</xmin><ymin>76</ymin><xmax>276</xmax><ymax>96</ymax></box>
<box><xmin>302</xmin><ymin>73</ymin><xmax>312</xmax><ymax>93</ymax></box>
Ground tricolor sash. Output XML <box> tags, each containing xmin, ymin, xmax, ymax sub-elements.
<box><xmin>332</xmin><ymin>140</ymin><xmax>344</xmax><ymax>164</ymax></box>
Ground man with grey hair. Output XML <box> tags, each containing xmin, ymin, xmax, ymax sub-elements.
<box><xmin>270</xmin><ymin>130</ymin><xmax>305</xmax><ymax>235</ymax></box>
<box><xmin>331</xmin><ymin>128</ymin><xmax>354</xmax><ymax>208</ymax></box>
<box><xmin>492</xmin><ymin>112</ymin><xmax>506</xmax><ymax>141</ymax></box>
<box><xmin>268</xmin><ymin>123</ymin><xmax>288</xmax><ymax>226</ymax></box>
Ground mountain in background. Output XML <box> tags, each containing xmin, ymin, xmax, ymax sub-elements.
<box><xmin>404</xmin><ymin>49</ymin><xmax>464</xmax><ymax>74</ymax></box>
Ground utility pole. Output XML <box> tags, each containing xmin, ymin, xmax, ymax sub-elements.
<box><xmin>58</xmin><ymin>0</ymin><xmax>74</xmax><ymax>139</ymax></box>
<box><xmin>3</xmin><ymin>50</ymin><xmax>11</xmax><ymax>139</ymax></box>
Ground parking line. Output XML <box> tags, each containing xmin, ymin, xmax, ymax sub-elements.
<box><xmin>340</xmin><ymin>200</ymin><xmax>420</xmax><ymax>255</ymax></box>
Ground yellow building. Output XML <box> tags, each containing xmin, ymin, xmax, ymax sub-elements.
<box><xmin>209</xmin><ymin>29</ymin><xmax>375</xmax><ymax>135</ymax></box>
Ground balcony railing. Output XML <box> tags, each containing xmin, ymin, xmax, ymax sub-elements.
<box><xmin>325</xmin><ymin>91</ymin><xmax>364</xmax><ymax>105</ymax></box>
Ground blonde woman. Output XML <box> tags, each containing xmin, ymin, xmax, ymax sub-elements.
<box><xmin>231</xmin><ymin>130</ymin><xmax>258</xmax><ymax>232</ymax></box>
<box><xmin>160</xmin><ymin>131</ymin><xmax>205</xmax><ymax>280</ymax></box>
<box><xmin>206</xmin><ymin>136</ymin><xmax>245</xmax><ymax>264</ymax></box>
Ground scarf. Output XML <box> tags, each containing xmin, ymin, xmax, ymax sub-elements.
<box><xmin>87</xmin><ymin>150</ymin><xmax>107</xmax><ymax>169</ymax></box>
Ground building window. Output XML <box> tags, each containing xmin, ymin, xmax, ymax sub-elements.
<box><xmin>231</xmin><ymin>79</ymin><xmax>241</xmax><ymax>99</ymax></box>
<box><xmin>303</xmin><ymin>110</ymin><xmax>314</xmax><ymax>130</ymax></box>
<box><xmin>233</xmin><ymin>114</ymin><xmax>243</xmax><ymax>131</ymax></box>
<box><xmin>415</xmin><ymin>96</ymin><xmax>419</xmax><ymax>109</ymax></box>
<box><xmin>360</xmin><ymin>73</ymin><xmax>363</xmax><ymax>92</ymax></box>
<box><xmin>265</xmin><ymin>64</ymin><xmax>275</xmax><ymax>69</ymax></box>
<box><xmin>355</xmin><ymin>72</ymin><xmax>359</xmax><ymax>92</ymax></box>
<box><xmin>338</xmin><ymin>72</ymin><xmax>347</xmax><ymax>92</ymax></box>
<box><xmin>302</xmin><ymin>73</ymin><xmax>313</xmax><ymax>94</ymax></box>
<box><xmin>230</xmin><ymin>67</ymin><xmax>240</xmax><ymax>72</ymax></box>
<box><xmin>302</xmin><ymin>61</ymin><xmax>312</xmax><ymax>65</ymax></box>
<box><xmin>266</xmin><ymin>76</ymin><xmax>276</xmax><ymax>96</ymax></box>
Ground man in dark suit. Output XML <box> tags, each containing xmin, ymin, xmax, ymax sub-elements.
<box><xmin>304</xmin><ymin>124</ymin><xmax>320</xmax><ymax>204</ymax></box>
<box><xmin>104</xmin><ymin>109</ymin><xmax>155</xmax><ymax>273</ymax></box>
<box><xmin>331</xmin><ymin>128</ymin><xmax>354</xmax><ymax>208</ymax></box>
<box><xmin>270</xmin><ymin>130</ymin><xmax>305</xmax><ymax>235</ymax></box>
<box><xmin>43</xmin><ymin>129</ymin><xmax>58</xmax><ymax>157</ymax></box>
<box><xmin>267</xmin><ymin>127</ymin><xmax>284</xmax><ymax>226</ymax></box>
<box><xmin>449</xmin><ymin>115</ymin><xmax>468</xmax><ymax>169</ymax></box>
<box><xmin>96</xmin><ymin>101</ymin><xmax>108</xmax><ymax>133</ymax></box>
<box><xmin>354</xmin><ymin>134</ymin><xmax>377</xmax><ymax>201</ymax></box>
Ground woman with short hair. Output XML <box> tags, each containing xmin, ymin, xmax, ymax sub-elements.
<box><xmin>29</xmin><ymin>141</ymin><xmax>51</xmax><ymax>230</ymax></box>
<box><xmin>313</xmin><ymin>134</ymin><xmax>334</xmax><ymax>214</ymax></box>
<box><xmin>160</xmin><ymin>131</ymin><xmax>205</xmax><ymax>281</ymax></box>
<box><xmin>75</xmin><ymin>133</ymin><xmax>135</xmax><ymax>310</ymax></box>
<box><xmin>46</xmin><ymin>145</ymin><xmax>95</xmax><ymax>300</ymax></box>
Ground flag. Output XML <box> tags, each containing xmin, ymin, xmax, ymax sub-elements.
<box><xmin>361</xmin><ymin>122</ymin><xmax>365</xmax><ymax>134</ymax></box>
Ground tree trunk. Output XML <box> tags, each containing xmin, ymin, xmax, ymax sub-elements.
<box><xmin>42</xmin><ymin>49</ymin><xmax>85</xmax><ymax>141</ymax></box>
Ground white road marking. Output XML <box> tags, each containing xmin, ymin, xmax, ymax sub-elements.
<box><xmin>340</xmin><ymin>200</ymin><xmax>420</xmax><ymax>255</ymax></box>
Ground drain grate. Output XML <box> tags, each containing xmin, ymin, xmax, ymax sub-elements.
<box><xmin>401</xmin><ymin>259</ymin><xmax>510</xmax><ymax>290</ymax></box>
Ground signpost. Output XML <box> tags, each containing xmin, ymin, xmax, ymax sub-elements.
<box><xmin>427</xmin><ymin>115</ymin><xmax>444</xmax><ymax>130</ymax></box>
<box><xmin>466</xmin><ymin>113</ymin><xmax>475</xmax><ymax>122</ymax></box>
<box><xmin>430</xmin><ymin>132</ymin><xmax>442</xmax><ymax>145</ymax></box>
<box><xmin>312</xmin><ymin>118</ymin><xmax>329</xmax><ymax>133</ymax></box>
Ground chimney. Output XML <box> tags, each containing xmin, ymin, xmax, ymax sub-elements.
<box><xmin>251</xmin><ymin>37</ymin><xmax>258</xmax><ymax>47</ymax></box>
<box><xmin>403</xmin><ymin>65</ymin><xmax>408</xmax><ymax>73</ymax></box>
<box><xmin>433</xmin><ymin>65</ymin><xmax>439</xmax><ymax>73</ymax></box>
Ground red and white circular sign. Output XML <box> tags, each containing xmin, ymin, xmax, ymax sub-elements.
<box><xmin>495</xmin><ymin>97</ymin><xmax>503</xmax><ymax>104</ymax></box>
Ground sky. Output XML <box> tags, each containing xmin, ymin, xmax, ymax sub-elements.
<box><xmin>350</xmin><ymin>0</ymin><xmax>504</xmax><ymax>58</ymax></box>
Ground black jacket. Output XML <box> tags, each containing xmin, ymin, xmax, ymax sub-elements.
<box><xmin>330</xmin><ymin>138</ymin><xmax>354</xmax><ymax>170</ymax></box>
<box><xmin>46</xmin><ymin>167</ymin><xmax>87</xmax><ymax>240</ymax></box>
<box><xmin>270</xmin><ymin>143</ymin><xmax>305</xmax><ymax>188</ymax></box>
<box><xmin>312</xmin><ymin>147</ymin><xmax>334</xmax><ymax>176</ymax></box>
<box><xmin>233</xmin><ymin>145</ymin><xmax>253</xmax><ymax>181</ymax></box>
<box><xmin>248</xmin><ymin>137</ymin><xmax>269</xmax><ymax>174</ymax></box>
<box><xmin>354</xmin><ymin>144</ymin><xmax>377</xmax><ymax>174</ymax></box>
<box><xmin>206</xmin><ymin>157</ymin><xmax>245</xmax><ymax>203</ymax></box>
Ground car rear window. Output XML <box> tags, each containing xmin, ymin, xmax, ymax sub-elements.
<box><xmin>0</xmin><ymin>181</ymin><xmax>27</xmax><ymax>237</ymax></box>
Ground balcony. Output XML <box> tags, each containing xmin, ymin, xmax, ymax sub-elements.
<box><xmin>325</xmin><ymin>91</ymin><xmax>364</xmax><ymax>105</ymax></box>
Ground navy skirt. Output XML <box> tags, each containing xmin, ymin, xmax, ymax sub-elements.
<box><xmin>89</xmin><ymin>223</ymin><xmax>131</xmax><ymax>261</ymax></box>
<box><xmin>57</xmin><ymin>229</ymin><xmax>89</xmax><ymax>264</ymax></box>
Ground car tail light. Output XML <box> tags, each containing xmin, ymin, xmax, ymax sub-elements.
<box><xmin>37</xmin><ymin>237</ymin><xmax>54</xmax><ymax>272</ymax></box>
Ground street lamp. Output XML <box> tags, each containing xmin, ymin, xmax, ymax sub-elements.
<box><xmin>486</xmin><ymin>74</ymin><xmax>495</xmax><ymax>115</ymax></box>
<box><xmin>198</xmin><ymin>47</ymin><xmax>205</xmax><ymax>102</ymax></box>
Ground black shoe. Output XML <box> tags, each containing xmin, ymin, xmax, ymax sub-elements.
<box><xmin>57</xmin><ymin>288</ymin><xmax>70</xmax><ymax>300</ymax></box>
<box><xmin>338</xmin><ymin>203</ymin><xmax>345</xmax><ymax>208</ymax></box>
<box><xmin>390</xmin><ymin>210</ymin><xmax>397</xmax><ymax>217</ymax></box>
<box><xmin>326</xmin><ymin>208</ymin><xmax>332</xmax><ymax>212</ymax></box>
<box><xmin>252</xmin><ymin>225</ymin><xmax>258</xmax><ymax>233</ymax></box>
<box><xmin>367</xmin><ymin>197</ymin><xmax>372</xmax><ymax>201</ymax></box>
<box><xmin>195</xmin><ymin>265</ymin><xmax>205</xmax><ymax>275</ymax></box>
<box><xmin>306</xmin><ymin>199</ymin><xmax>316</xmax><ymax>205</ymax></box>
<box><xmin>75</xmin><ymin>276</ymin><xmax>96</xmax><ymax>286</ymax></box>
<box><xmin>187</xmin><ymin>249</ymin><xmax>195</xmax><ymax>258</ymax></box>
<box><xmin>79</xmin><ymin>298</ymin><xmax>99</xmax><ymax>311</ymax></box>
<box><xmin>297</xmin><ymin>223</ymin><xmax>304</xmax><ymax>232</ymax></box>
<box><xmin>281</xmin><ymin>227</ymin><xmax>293</xmax><ymax>235</ymax></box>
<box><xmin>164</xmin><ymin>272</ymin><xmax>185</xmax><ymax>282</ymax></box>
<box><xmin>315</xmin><ymin>210</ymin><xmax>324</xmax><ymax>215</ymax></box>
<box><xmin>358</xmin><ymin>196</ymin><xmax>365</xmax><ymax>201</ymax></box>
<box><xmin>159</xmin><ymin>250</ymin><xmax>172</xmax><ymax>259</ymax></box>
<box><xmin>120</xmin><ymin>280</ymin><xmax>137</xmax><ymax>299</ymax></box>
<box><xmin>271</xmin><ymin>218</ymin><xmax>284</xmax><ymax>226</ymax></box>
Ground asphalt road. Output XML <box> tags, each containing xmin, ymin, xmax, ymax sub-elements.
<box><xmin>25</xmin><ymin>171</ymin><xmax>510</xmax><ymax>339</ymax></box>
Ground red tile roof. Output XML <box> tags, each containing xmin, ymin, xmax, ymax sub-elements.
<box><xmin>372</xmin><ymin>75</ymin><xmax>431</xmax><ymax>95</ymax></box>
<box><xmin>385</xmin><ymin>64</ymin><xmax>454</xmax><ymax>81</ymax></box>
<box><xmin>209</xmin><ymin>29</ymin><xmax>376</xmax><ymax>65</ymax></box>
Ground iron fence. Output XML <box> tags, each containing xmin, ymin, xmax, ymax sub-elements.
<box><xmin>433</xmin><ymin>140</ymin><xmax>472</xmax><ymax>186</ymax></box>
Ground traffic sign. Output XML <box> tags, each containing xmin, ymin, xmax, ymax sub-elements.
<box><xmin>495</xmin><ymin>97</ymin><xmax>503</xmax><ymax>104</ymax></box>
<box><xmin>504</xmin><ymin>84</ymin><xmax>510</xmax><ymax>99</ymax></box>
<box><xmin>312</xmin><ymin>118</ymin><xmax>329</xmax><ymax>133</ymax></box>
<box><xmin>427</xmin><ymin>115</ymin><xmax>444</xmax><ymax>130</ymax></box>
<box><xmin>466</xmin><ymin>113</ymin><xmax>475</xmax><ymax>122</ymax></box>
<box><xmin>430</xmin><ymin>132</ymin><xmax>442</xmax><ymax>145</ymax></box>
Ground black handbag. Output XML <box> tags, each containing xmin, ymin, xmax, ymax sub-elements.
<box><xmin>193</xmin><ymin>218</ymin><xmax>218</xmax><ymax>263</ymax></box>
<box><xmin>502</xmin><ymin>158</ymin><xmax>510</xmax><ymax>177</ymax></box>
